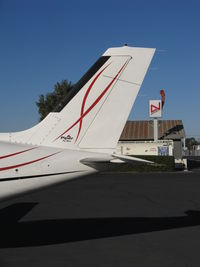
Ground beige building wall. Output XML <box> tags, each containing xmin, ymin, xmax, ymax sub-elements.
<box><xmin>117</xmin><ymin>140</ymin><xmax>173</xmax><ymax>156</ymax></box>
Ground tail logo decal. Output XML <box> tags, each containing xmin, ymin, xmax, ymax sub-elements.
<box><xmin>61</xmin><ymin>135</ymin><xmax>73</xmax><ymax>142</ymax></box>
<box><xmin>54</xmin><ymin>59</ymin><xmax>130</xmax><ymax>142</ymax></box>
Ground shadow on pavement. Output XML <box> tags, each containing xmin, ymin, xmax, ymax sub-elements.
<box><xmin>1</xmin><ymin>203</ymin><xmax>200</xmax><ymax>248</ymax></box>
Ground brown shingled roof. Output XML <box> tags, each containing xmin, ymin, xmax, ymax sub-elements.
<box><xmin>120</xmin><ymin>120</ymin><xmax>185</xmax><ymax>141</ymax></box>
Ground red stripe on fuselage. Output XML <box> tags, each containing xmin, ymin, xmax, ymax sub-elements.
<box><xmin>0</xmin><ymin>151</ymin><xmax>60</xmax><ymax>172</ymax></box>
<box><xmin>0</xmin><ymin>147</ymin><xmax>38</xmax><ymax>160</ymax></box>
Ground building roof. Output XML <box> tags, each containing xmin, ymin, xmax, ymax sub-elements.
<box><xmin>120</xmin><ymin>120</ymin><xmax>186</xmax><ymax>141</ymax></box>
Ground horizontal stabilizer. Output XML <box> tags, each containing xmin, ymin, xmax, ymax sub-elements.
<box><xmin>80</xmin><ymin>154</ymin><xmax>154</xmax><ymax>170</ymax></box>
<box><xmin>111</xmin><ymin>154</ymin><xmax>154</xmax><ymax>164</ymax></box>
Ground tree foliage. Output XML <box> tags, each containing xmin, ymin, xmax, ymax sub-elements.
<box><xmin>36</xmin><ymin>80</ymin><xmax>73</xmax><ymax>121</ymax></box>
<box><xmin>185</xmin><ymin>137</ymin><xmax>198</xmax><ymax>150</ymax></box>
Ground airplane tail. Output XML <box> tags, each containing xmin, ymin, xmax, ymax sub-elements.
<box><xmin>0</xmin><ymin>46</ymin><xmax>155</xmax><ymax>153</ymax></box>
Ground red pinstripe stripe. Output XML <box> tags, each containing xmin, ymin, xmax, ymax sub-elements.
<box><xmin>0</xmin><ymin>147</ymin><xmax>38</xmax><ymax>160</ymax></box>
<box><xmin>0</xmin><ymin>151</ymin><xmax>60</xmax><ymax>172</ymax></box>
<box><xmin>55</xmin><ymin>59</ymin><xmax>129</xmax><ymax>141</ymax></box>
<box><xmin>75</xmin><ymin>63</ymin><xmax>111</xmax><ymax>142</ymax></box>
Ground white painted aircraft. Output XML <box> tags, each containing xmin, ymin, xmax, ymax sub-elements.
<box><xmin>0</xmin><ymin>45</ymin><xmax>155</xmax><ymax>202</ymax></box>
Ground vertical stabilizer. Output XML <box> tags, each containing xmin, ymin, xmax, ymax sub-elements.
<box><xmin>0</xmin><ymin>46</ymin><xmax>155</xmax><ymax>153</ymax></box>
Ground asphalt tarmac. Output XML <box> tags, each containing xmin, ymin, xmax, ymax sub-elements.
<box><xmin>0</xmin><ymin>170</ymin><xmax>200</xmax><ymax>267</ymax></box>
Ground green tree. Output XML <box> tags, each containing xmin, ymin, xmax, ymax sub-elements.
<box><xmin>36</xmin><ymin>80</ymin><xmax>73</xmax><ymax>121</ymax></box>
<box><xmin>185</xmin><ymin>137</ymin><xmax>198</xmax><ymax>151</ymax></box>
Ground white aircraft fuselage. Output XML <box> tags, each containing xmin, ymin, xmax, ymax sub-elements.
<box><xmin>0</xmin><ymin>141</ymin><xmax>104</xmax><ymax>201</ymax></box>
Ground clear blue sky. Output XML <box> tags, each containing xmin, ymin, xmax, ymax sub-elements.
<box><xmin>0</xmin><ymin>0</ymin><xmax>199</xmax><ymax>138</ymax></box>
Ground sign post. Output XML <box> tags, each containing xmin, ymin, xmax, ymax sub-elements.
<box><xmin>149</xmin><ymin>100</ymin><xmax>162</xmax><ymax>142</ymax></box>
<box><xmin>153</xmin><ymin>118</ymin><xmax>158</xmax><ymax>142</ymax></box>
